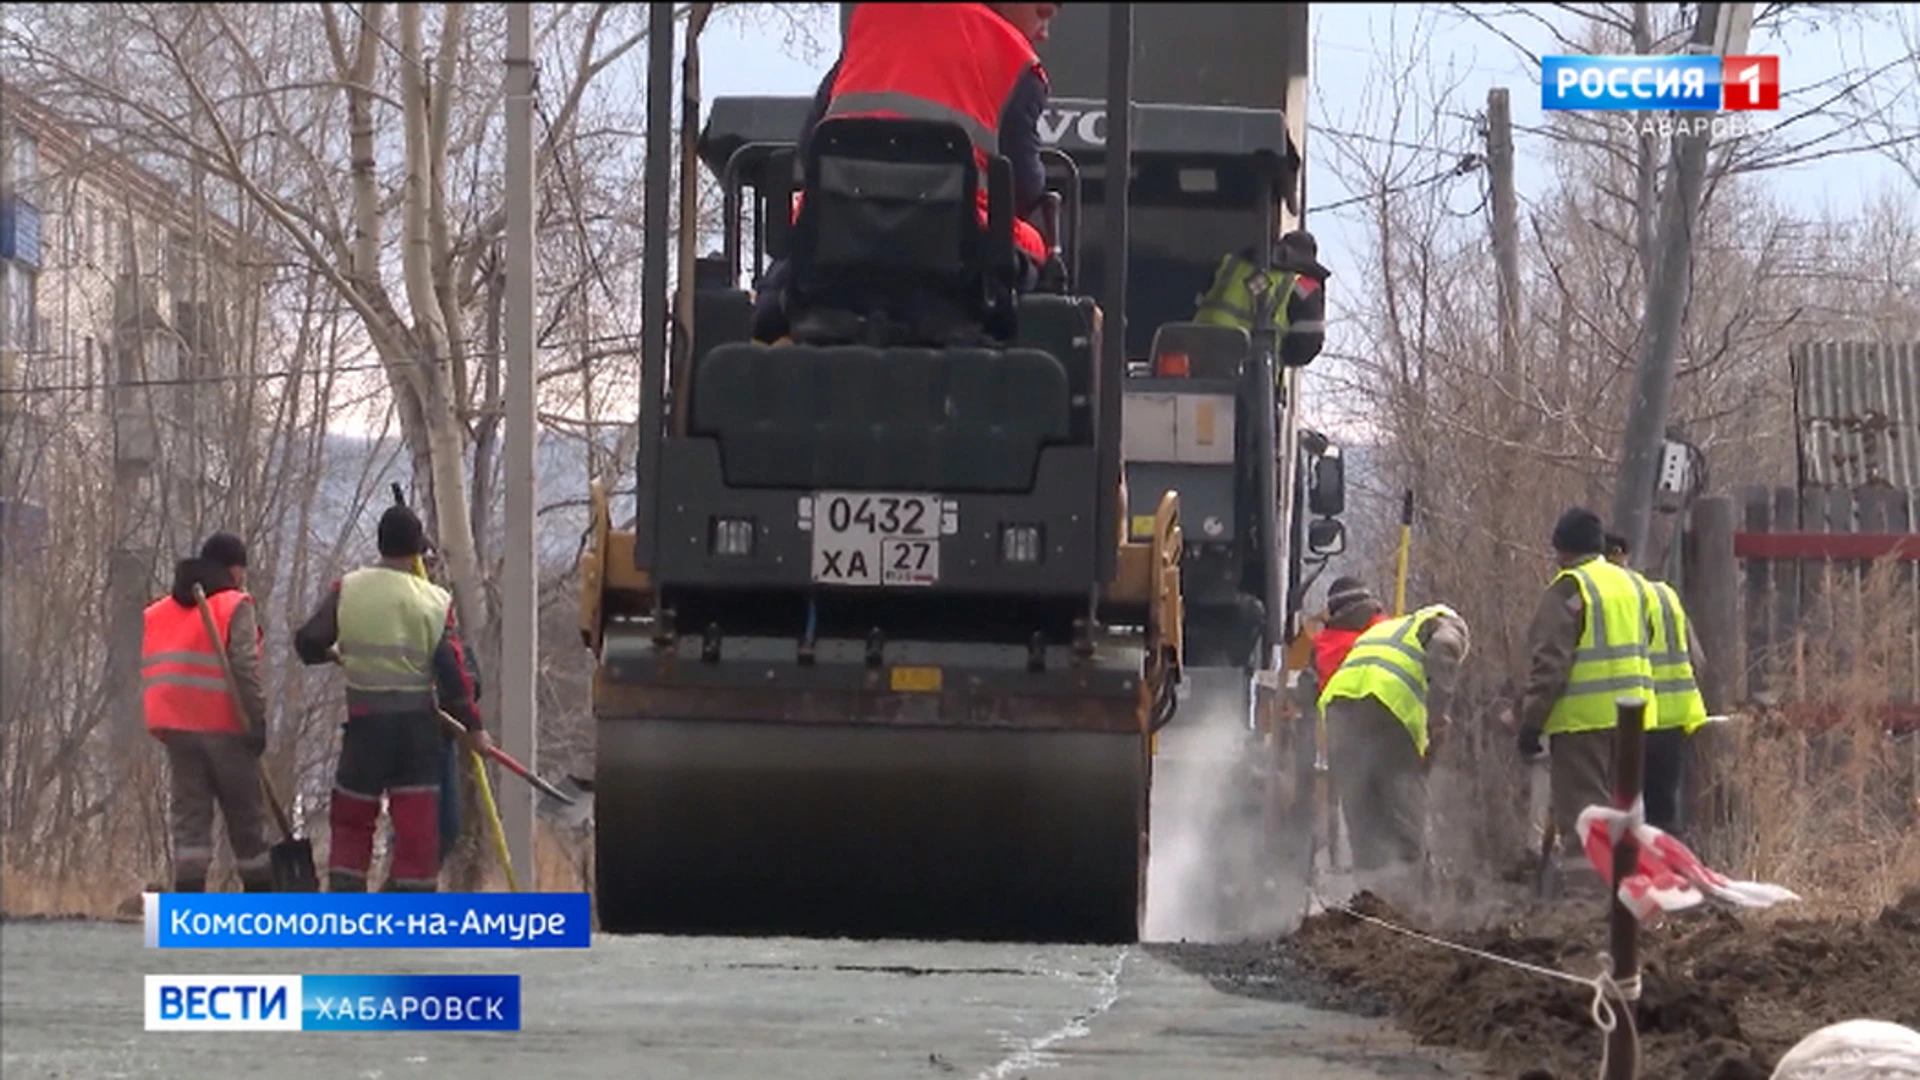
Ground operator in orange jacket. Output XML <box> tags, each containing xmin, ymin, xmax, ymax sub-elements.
<box><xmin>141</xmin><ymin>532</ymin><xmax>274</xmax><ymax>893</ymax></box>
<box><xmin>752</xmin><ymin>3</ymin><xmax>1063</xmax><ymax>343</ymax></box>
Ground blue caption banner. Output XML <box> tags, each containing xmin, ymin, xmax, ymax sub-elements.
<box><xmin>145</xmin><ymin>974</ymin><xmax>521</xmax><ymax>1031</ymax></box>
<box><xmin>143</xmin><ymin>892</ymin><xmax>591</xmax><ymax>949</ymax></box>
<box><xmin>1541</xmin><ymin>55</ymin><xmax>1723</xmax><ymax>112</ymax></box>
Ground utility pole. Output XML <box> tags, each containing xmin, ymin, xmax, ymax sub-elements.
<box><xmin>1486</xmin><ymin>87</ymin><xmax>1522</xmax><ymax>395</ymax></box>
<box><xmin>501</xmin><ymin>0</ymin><xmax>538</xmax><ymax>884</ymax></box>
<box><xmin>1610</xmin><ymin>2</ymin><xmax>1750</xmax><ymax>566</ymax></box>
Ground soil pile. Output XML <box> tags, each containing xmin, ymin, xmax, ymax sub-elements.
<box><xmin>1287</xmin><ymin>886</ymin><xmax>1920</xmax><ymax>1079</ymax></box>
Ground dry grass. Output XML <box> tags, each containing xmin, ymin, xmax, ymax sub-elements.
<box><xmin>1692</xmin><ymin>558</ymin><xmax>1920</xmax><ymax>920</ymax></box>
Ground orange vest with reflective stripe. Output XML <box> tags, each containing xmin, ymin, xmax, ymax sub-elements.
<box><xmin>141</xmin><ymin>590</ymin><xmax>250</xmax><ymax>735</ymax></box>
<box><xmin>809</xmin><ymin>3</ymin><xmax>1049</xmax><ymax>262</ymax></box>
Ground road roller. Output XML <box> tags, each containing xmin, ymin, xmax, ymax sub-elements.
<box><xmin>578</xmin><ymin>2</ymin><xmax>1338</xmax><ymax>943</ymax></box>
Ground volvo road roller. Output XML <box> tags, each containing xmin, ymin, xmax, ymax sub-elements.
<box><xmin>578</xmin><ymin>2</ymin><xmax>1337</xmax><ymax>944</ymax></box>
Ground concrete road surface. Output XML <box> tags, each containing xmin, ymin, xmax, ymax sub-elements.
<box><xmin>0</xmin><ymin>921</ymin><xmax>1485</xmax><ymax>1079</ymax></box>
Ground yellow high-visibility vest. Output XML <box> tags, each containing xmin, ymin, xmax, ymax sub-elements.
<box><xmin>1195</xmin><ymin>254</ymin><xmax>1298</xmax><ymax>336</ymax></box>
<box><xmin>1317</xmin><ymin>603</ymin><xmax>1458</xmax><ymax>758</ymax></box>
<box><xmin>336</xmin><ymin>566</ymin><xmax>452</xmax><ymax>705</ymax></box>
<box><xmin>1644</xmin><ymin>578</ymin><xmax>1708</xmax><ymax>734</ymax></box>
<box><xmin>1544</xmin><ymin>557</ymin><xmax>1659</xmax><ymax>736</ymax></box>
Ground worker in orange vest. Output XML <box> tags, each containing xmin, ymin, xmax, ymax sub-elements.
<box><xmin>751</xmin><ymin>2</ymin><xmax>1063</xmax><ymax>343</ymax></box>
<box><xmin>140</xmin><ymin>532</ymin><xmax>273</xmax><ymax>893</ymax></box>
<box><xmin>1294</xmin><ymin>577</ymin><xmax>1390</xmax><ymax>715</ymax></box>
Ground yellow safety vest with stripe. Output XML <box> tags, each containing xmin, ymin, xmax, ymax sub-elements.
<box><xmin>1644</xmin><ymin>578</ymin><xmax>1708</xmax><ymax>735</ymax></box>
<box><xmin>1195</xmin><ymin>254</ymin><xmax>1300</xmax><ymax>336</ymax></box>
<box><xmin>1544</xmin><ymin>557</ymin><xmax>1659</xmax><ymax>736</ymax></box>
<box><xmin>336</xmin><ymin>566</ymin><xmax>452</xmax><ymax>714</ymax></box>
<box><xmin>1317</xmin><ymin>603</ymin><xmax>1457</xmax><ymax>758</ymax></box>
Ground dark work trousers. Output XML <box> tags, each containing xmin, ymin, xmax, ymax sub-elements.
<box><xmin>1324</xmin><ymin>698</ymin><xmax>1428</xmax><ymax>873</ymax></box>
<box><xmin>1548</xmin><ymin>729</ymin><xmax>1616</xmax><ymax>858</ymax></box>
<box><xmin>1643</xmin><ymin>727</ymin><xmax>1689</xmax><ymax>836</ymax></box>
<box><xmin>160</xmin><ymin>730</ymin><xmax>273</xmax><ymax>892</ymax></box>
<box><xmin>327</xmin><ymin>712</ymin><xmax>443</xmax><ymax>892</ymax></box>
<box><xmin>437</xmin><ymin>735</ymin><xmax>462</xmax><ymax>868</ymax></box>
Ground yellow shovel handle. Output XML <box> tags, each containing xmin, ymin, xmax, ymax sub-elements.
<box><xmin>467</xmin><ymin>749</ymin><xmax>519</xmax><ymax>892</ymax></box>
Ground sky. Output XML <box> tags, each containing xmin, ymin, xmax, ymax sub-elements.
<box><xmin>692</xmin><ymin>3</ymin><xmax>1914</xmax><ymax>438</ymax></box>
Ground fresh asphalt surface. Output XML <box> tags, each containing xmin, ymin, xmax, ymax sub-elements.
<box><xmin>0</xmin><ymin>715</ymin><xmax>1485</xmax><ymax>1079</ymax></box>
<box><xmin>1</xmin><ymin>922</ymin><xmax>1478</xmax><ymax>1079</ymax></box>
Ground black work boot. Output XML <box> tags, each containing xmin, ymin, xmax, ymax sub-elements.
<box><xmin>241</xmin><ymin>874</ymin><xmax>275</xmax><ymax>893</ymax></box>
<box><xmin>327</xmin><ymin>871</ymin><xmax>368</xmax><ymax>893</ymax></box>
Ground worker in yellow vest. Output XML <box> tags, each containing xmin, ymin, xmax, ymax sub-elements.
<box><xmin>1605</xmin><ymin>533</ymin><xmax>1709</xmax><ymax>836</ymax></box>
<box><xmin>1317</xmin><ymin>601</ymin><xmax>1471</xmax><ymax>888</ymax></box>
<box><xmin>293</xmin><ymin>505</ymin><xmax>488</xmax><ymax>891</ymax></box>
<box><xmin>1516</xmin><ymin>508</ymin><xmax>1659</xmax><ymax>858</ymax></box>
<box><xmin>1193</xmin><ymin>222</ymin><xmax>1329</xmax><ymax>371</ymax></box>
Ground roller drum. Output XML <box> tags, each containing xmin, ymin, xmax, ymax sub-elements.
<box><xmin>596</xmin><ymin>717</ymin><xmax>1150</xmax><ymax>943</ymax></box>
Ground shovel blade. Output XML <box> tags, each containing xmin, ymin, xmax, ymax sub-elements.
<box><xmin>271</xmin><ymin>839</ymin><xmax>320</xmax><ymax>893</ymax></box>
<box><xmin>540</xmin><ymin>776</ymin><xmax>594</xmax><ymax>831</ymax></box>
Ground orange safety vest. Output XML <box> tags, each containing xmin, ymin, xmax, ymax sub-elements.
<box><xmin>803</xmin><ymin>2</ymin><xmax>1050</xmax><ymax>262</ymax></box>
<box><xmin>141</xmin><ymin>589</ymin><xmax>252</xmax><ymax>735</ymax></box>
<box><xmin>1312</xmin><ymin>613</ymin><xmax>1390</xmax><ymax>686</ymax></box>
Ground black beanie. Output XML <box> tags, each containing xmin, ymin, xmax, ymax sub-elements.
<box><xmin>1552</xmin><ymin>507</ymin><xmax>1605</xmax><ymax>556</ymax></box>
<box><xmin>199</xmin><ymin>532</ymin><xmax>248</xmax><ymax>569</ymax></box>
<box><xmin>377</xmin><ymin>505</ymin><xmax>430</xmax><ymax>558</ymax></box>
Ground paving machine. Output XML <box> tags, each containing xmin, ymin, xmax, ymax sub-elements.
<box><xmin>578</xmin><ymin>2</ymin><xmax>1342</xmax><ymax>944</ymax></box>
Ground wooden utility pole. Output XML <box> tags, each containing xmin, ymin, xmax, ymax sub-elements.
<box><xmin>1605</xmin><ymin>696</ymin><xmax>1649</xmax><ymax>1080</ymax></box>
<box><xmin>1486</xmin><ymin>88</ymin><xmax>1522</xmax><ymax>394</ymax></box>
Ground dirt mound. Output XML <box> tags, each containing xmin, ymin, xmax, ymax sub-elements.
<box><xmin>1290</xmin><ymin>886</ymin><xmax>1920</xmax><ymax>1079</ymax></box>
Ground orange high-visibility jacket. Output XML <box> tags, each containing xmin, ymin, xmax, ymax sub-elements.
<box><xmin>141</xmin><ymin>589</ymin><xmax>251</xmax><ymax>735</ymax></box>
<box><xmin>1312</xmin><ymin>613</ymin><xmax>1390</xmax><ymax>686</ymax></box>
<box><xmin>802</xmin><ymin>2</ymin><xmax>1050</xmax><ymax>262</ymax></box>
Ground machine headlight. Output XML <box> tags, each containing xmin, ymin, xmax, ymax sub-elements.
<box><xmin>1000</xmin><ymin>524</ymin><xmax>1043</xmax><ymax>564</ymax></box>
<box><xmin>711</xmin><ymin>517</ymin><xmax>755</xmax><ymax>556</ymax></box>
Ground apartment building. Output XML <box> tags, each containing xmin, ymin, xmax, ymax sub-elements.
<box><xmin>1</xmin><ymin>85</ymin><xmax>244</xmax><ymax>419</ymax></box>
<box><xmin>2</xmin><ymin>85</ymin><xmax>250</xmax><ymax>565</ymax></box>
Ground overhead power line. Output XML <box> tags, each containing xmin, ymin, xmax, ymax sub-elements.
<box><xmin>1311</xmin><ymin>152</ymin><xmax>1485</xmax><ymax>215</ymax></box>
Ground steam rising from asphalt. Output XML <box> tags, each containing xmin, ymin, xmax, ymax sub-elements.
<box><xmin>1143</xmin><ymin>678</ymin><xmax>1309</xmax><ymax>944</ymax></box>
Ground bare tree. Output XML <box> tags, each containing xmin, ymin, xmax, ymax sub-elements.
<box><xmin>1309</xmin><ymin>6</ymin><xmax>1920</xmax><ymax>881</ymax></box>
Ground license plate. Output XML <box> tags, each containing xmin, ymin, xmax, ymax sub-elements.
<box><xmin>809</xmin><ymin>492</ymin><xmax>942</xmax><ymax>587</ymax></box>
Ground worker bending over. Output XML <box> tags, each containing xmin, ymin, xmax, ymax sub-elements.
<box><xmin>1604</xmin><ymin>532</ymin><xmax>1709</xmax><ymax>836</ymax></box>
<box><xmin>293</xmin><ymin>505</ymin><xmax>488</xmax><ymax>892</ymax></box>
<box><xmin>752</xmin><ymin>2</ymin><xmax>1063</xmax><ymax>343</ymax></box>
<box><xmin>1317</xmin><ymin>598</ymin><xmax>1470</xmax><ymax>894</ymax></box>
<box><xmin>1194</xmin><ymin>221</ymin><xmax>1330</xmax><ymax>369</ymax></box>
<box><xmin>141</xmin><ymin>533</ymin><xmax>274</xmax><ymax>893</ymax></box>
<box><xmin>1515</xmin><ymin>508</ymin><xmax>1658</xmax><ymax>859</ymax></box>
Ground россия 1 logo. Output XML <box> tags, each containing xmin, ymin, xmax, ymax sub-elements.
<box><xmin>1542</xmin><ymin>54</ymin><xmax>1780</xmax><ymax>112</ymax></box>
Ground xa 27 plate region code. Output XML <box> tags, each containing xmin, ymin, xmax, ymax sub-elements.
<box><xmin>803</xmin><ymin>492</ymin><xmax>949</xmax><ymax>587</ymax></box>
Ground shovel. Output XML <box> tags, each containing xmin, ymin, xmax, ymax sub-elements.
<box><xmin>192</xmin><ymin>584</ymin><xmax>319</xmax><ymax>892</ymax></box>
<box><xmin>541</xmin><ymin>775</ymin><xmax>595</xmax><ymax>832</ymax></box>
<box><xmin>432</xmin><ymin>709</ymin><xmax>577</xmax><ymax>806</ymax></box>
<box><xmin>1529</xmin><ymin>756</ymin><xmax>1558</xmax><ymax>900</ymax></box>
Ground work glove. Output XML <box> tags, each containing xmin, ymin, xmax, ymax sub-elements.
<box><xmin>1516</xmin><ymin>727</ymin><xmax>1546</xmax><ymax>764</ymax></box>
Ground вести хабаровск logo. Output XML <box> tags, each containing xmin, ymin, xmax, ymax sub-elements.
<box><xmin>144</xmin><ymin>974</ymin><xmax>520</xmax><ymax>1032</ymax></box>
